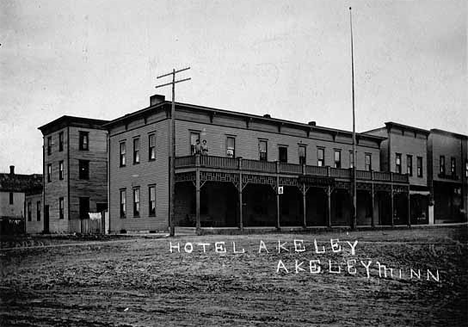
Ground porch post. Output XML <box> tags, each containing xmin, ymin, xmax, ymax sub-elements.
<box><xmin>302</xmin><ymin>184</ymin><xmax>307</xmax><ymax>228</ymax></box>
<box><xmin>371</xmin><ymin>184</ymin><xmax>375</xmax><ymax>228</ymax></box>
<box><xmin>276</xmin><ymin>161</ymin><xmax>280</xmax><ymax>230</ymax></box>
<box><xmin>390</xmin><ymin>185</ymin><xmax>395</xmax><ymax>227</ymax></box>
<box><xmin>238</xmin><ymin>158</ymin><xmax>243</xmax><ymax>231</ymax></box>
<box><xmin>195</xmin><ymin>155</ymin><xmax>201</xmax><ymax>233</ymax></box>
<box><xmin>407</xmin><ymin>187</ymin><xmax>411</xmax><ymax>227</ymax></box>
<box><xmin>327</xmin><ymin>186</ymin><xmax>332</xmax><ymax>228</ymax></box>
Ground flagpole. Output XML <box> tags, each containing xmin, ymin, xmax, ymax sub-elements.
<box><xmin>350</xmin><ymin>7</ymin><xmax>357</xmax><ymax>230</ymax></box>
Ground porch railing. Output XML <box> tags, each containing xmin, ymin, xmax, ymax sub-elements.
<box><xmin>175</xmin><ymin>155</ymin><xmax>409</xmax><ymax>183</ymax></box>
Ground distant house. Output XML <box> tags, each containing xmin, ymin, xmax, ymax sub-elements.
<box><xmin>0</xmin><ymin>165</ymin><xmax>42</xmax><ymax>234</ymax></box>
<box><xmin>38</xmin><ymin>116</ymin><xmax>109</xmax><ymax>233</ymax></box>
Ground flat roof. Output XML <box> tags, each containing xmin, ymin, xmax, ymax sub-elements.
<box><xmin>38</xmin><ymin>115</ymin><xmax>110</xmax><ymax>135</ymax></box>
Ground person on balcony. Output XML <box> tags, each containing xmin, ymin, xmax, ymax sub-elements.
<box><xmin>201</xmin><ymin>139</ymin><xmax>209</xmax><ymax>156</ymax></box>
<box><xmin>193</xmin><ymin>139</ymin><xmax>201</xmax><ymax>155</ymax></box>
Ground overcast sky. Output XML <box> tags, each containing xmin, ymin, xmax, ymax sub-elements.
<box><xmin>1</xmin><ymin>0</ymin><xmax>466</xmax><ymax>174</ymax></box>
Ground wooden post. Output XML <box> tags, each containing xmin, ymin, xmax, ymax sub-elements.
<box><xmin>390</xmin><ymin>185</ymin><xmax>395</xmax><ymax>227</ymax></box>
<box><xmin>195</xmin><ymin>155</ymin><xmax>201</xmax><ymax>233</ymax></box>
<box><xmin>238</xmin><ymin>157</ymin><xmax>243</xmax><ymax>231</ymax></box>
<box><xmin>371</xmin><ymin>184</ymin><xmax>375</xmax><ymax>228</ymax></box>
<box><xmin>327</xmin><ymin>186</ymin><xmax>332</xmax><ymax>228</ymax></box>
<box><xmin>407</xmin><ymin>188</ymin><xmax>411</xmax><ymax>227</ymax></box>
<box><xmin>302</xmin><ymin>184</ymin><xmax>307</xmax><ymax>228</ymax></box>
<box><xmin>276</xmin><ymin>162</ymin><xmax>280</xmax><ymax>230</ymax></box>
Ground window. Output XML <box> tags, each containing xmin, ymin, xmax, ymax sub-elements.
<box><xmin>439</xmin><ymin>155</ymin><xmax>445</xmax><ymax>175</ymax></box>
<box><xmin>120</xmin><ymin>189</ymin><xmax>126</xmax><ymax>218</ymax></box>
<box><xmin>299</xmin><ymin>145</ymin><xmax>306</xmax><ymax>165</ymax></box>
<box><xmin>396</xmin><ymin>153</ymin><xmax>402</xmax><ymax>174</ymax></box>
<box><xmin>226</xmin><ymin>137</ymin><xmax>236</xmax><ymax>158</ymax></box>
<box><xmin>27</xmin><ymin>202</ymin><xmax>32</xmax><ymax>221</ymax></box>
<box><xmin>133</xmin><ymin>137</ymin><xmax>140</xmax><ymax>164</ymax></box>
<box><xmin>59</xmin><ymin>161</ymin><xmax>64</xmax><ymax>180</ymax></box>
<box><xmin>190</xmin><ymin>132</ymin><xmax>200</xmax><ymax>155</ymax></box>
<box><xmin>120</xmin><ymin>142</ymin><xmax>126</xmax><ymax>167</ymax></box>
<box><xmin>79</xmin><ymin>131</ymin><xmax>89</xmax><ymax>150</ymax></box>
<box><xmin>47</xmin><ymin>136</ymin><xmax>52</xmax><ymax>155</ymax></box>
<box><xmin>407</xmin><ymin>155</ymin><xmax>413</xmax><ymax>176</ymax></box>
<box><xmin>259</xmin><ymin>140</ymin><xmax>268</xmax><ymax>161</ymax></box>
<box><xmin>133</xmin><ymin>188</ymin><xmax>140</xmax><ymax>217</ymax></box>
<box><xmin>79</xmin><ymin>160</ymin><xmax>89</xmax><ymax>180</ymax></box>
<box><xmin>278</xmin><ymin>146</ymin><xmax>288</xmax><ymax>163</ymax></box>
<box><xmin>37</xmin><ymin>201</ymin><xmax>41</xmax><ymax>221</ymax></box>
<box><xmin>349</xmin><ymin>151</ymin><xmax>354</xmax><ymax>168</ymax></box>
<box><xmin>59</xmin><ymin>197</ymin><xmax>64</xmax><ymax>219</ymax></box>
<box><xmin>365</xmin><ymin>153</ymin><xmax>372</xmax><ymax>171</ymax></box>
<box><xmin>79</xmin><ymin>197</ymin><xmax>89</xmax><ymax>219</ymax></box>
<box><xmin>59</xmin><ymin>132</ymin><xmax>64</xmax><ymax>152</ymax></box>
<box><xmin>47</xmin><ymin>164</ymin><xmax>52</xmax><ymax>182</ymax></box>
<box><xmin>334</xmin><ymin>150</ymin><xmax>341</xmax><ymax>168</ymax></box>
<box><xmin>9</xmin><ymin>192</ymin><xmax>13</xmax><ymax>205</ymax></box>
<box><xmin>149</xmin><ymin>185</ymin><xmax>156</xmax><ymax>216</ymax></box>
<box><xmin>317</xmin><ymin>148</ymin><xmax>325</xmax><ymax>167</ymax></box>
<box><xmin>451</xmin><ymin>157</ymin><xmax>456</xmax><ymax>176</ymax></box>
<box><xmin>417</xmin><ymin>156</ymin><xmax>423</xmax><ymax>177</ymax></box>
<box><xmin>148</xmin><ymin>134</ymin><xmax>156</xmax><ymax>161</ymax></box>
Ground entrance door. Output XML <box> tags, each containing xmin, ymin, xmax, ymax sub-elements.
<box><xmin>44</xmin><ymin>205</ymin><xmax>50</xmax><ymax>233</ymax></box>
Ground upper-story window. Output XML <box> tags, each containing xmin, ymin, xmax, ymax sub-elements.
<box><xmin>417</xmin><ymin>156</ymin><xmax>423</xmax><ymax>177</ymax></box>
<box><xmin>395</xmin><ymin>153</ymin><xmax>402</xmax><ymax>174</ymax></box>
<box><xmin>226</xmin><ymin>136</ymin><xmax>236</xmax><ymax>158</ymax></box>
<box><xmin>317</xmin><ymin>148</ymin><xmax>325</xmax><ymax>167</ymax></box>
<box><xmin>407</xmin><ymin>155</ymin><xmax>413</xmax><ymax>176</ymax></box>
<box><xmin>190</xmin><ymin>132</ymin><xmax>201</xmax><ymax>155</ymax></box>
<box><xmin>439</xmin><ymin>155</ymin><xmax>445</xmax><ymax>175</ymax></box>
<box><xmin>27</xmin><ymin>202</ymin><xmax>32</xmax><ymax>221</ymax></box>
<box><xmin>349</xmin><ymin>151</ymin><xmax>354</xmax><ymax>168</ymax></box>
<box><xmin>133</xmin><ymin>137</ymin><xmax>140</xmax><ymax>164</ymax></box>
<box><xmin>298</xmin><ymin>145</ymin><xmax>306</xmax><ymax>165</ymax></box>
<box><xmin>9</xmin><ymin>192</ymin><xmax>14</xmax><ymax>205</ymax></box>
<box><xmin>79</xmin><ymin>160</ymin><xmax>89</xmax><ymax>180</ymax></box>
<box><xmin>259</xmin><ymin>140</ymin><xmax>268</xmax><ymax>161</ymax></box>
<box><xmin>334</xmin><ymin>150</ymin><xmax>341</xmax><ymax>168</ymax></box>
<box><xmin>59</xmin><ymin>197</ymin><xmax>64</xmax><ymax>219</ymax></box>
<box><xmin>47</xmin><ymin>136</ymin><xmax>52</xmax><ymax>155</ymax></box>
<box><xmin>59</xmin><ymin>161</ymin><xmax>64</xmax><ymax>180</ymax></box>
<box><xmin>451</xmin><ymin>157</ymin><xmax>456</xmax><ymax>176</ymax></box>
<box><xmin>148</xmin><ymin>134</ymin><xmax>156</xmax><ymax>161</ymax></box>
<box><xmin>79</xmin><ymin>131</ymin><xmax>89</xmax><ymax>151</ymax></box>
<box><xmin>120</xmin><ymin>142</ymin><xmax>126</xmax><ymax>167</ymax></box>
<box><xmin>278</xmin><ymin>146</ymin><xmax>288</xmax><ymax>163</ymax></box>
<box><xmin>47</xmin><ymin>164</ymin><xmax>52</xmax><ymax>182</ymax></box>
<box><xmin>59</xmin><ymin>132</ymin><xmax>64</xmax><ymax>152</ymax></box>
<box><xmin>365</xmin><ymin>153</ymin><xmax>372</xmax><ymax>171</ymax></box>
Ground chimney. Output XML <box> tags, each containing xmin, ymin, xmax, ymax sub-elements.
<box><xmin>263</xmin><ymin>114</ymin><xmax>271</xmax><ymax>118</ymax></box>
<box><xmin>308</xmin><ymin>121</ymin><xmax>316</xmax><ymax>126</ymax></box>
<box><xmin>10</xmin><ymin>165</ymin><xmax>15</xmax><ymax>175</ymax></box>
<box><xmin>150</xmin><ymin>94</ymin><xmax>166</xmax><ymax>106</ymax></box>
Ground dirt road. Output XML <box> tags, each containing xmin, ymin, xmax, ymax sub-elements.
<box><xmin>1</xmin><ymin>227</ymin><xmax>467</xmax><ymax>326</ymax></box>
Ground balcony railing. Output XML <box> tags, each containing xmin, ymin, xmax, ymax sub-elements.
<box><xmin>175</xmin><ymin>155</ymin><xmax>409</xmax><ymax>183</ymax></box>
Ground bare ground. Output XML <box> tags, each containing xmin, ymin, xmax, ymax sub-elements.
<box><xmin>1</xmin><ymin>227</ymin><xmax>467</xmax><ymax>327</ymax></box>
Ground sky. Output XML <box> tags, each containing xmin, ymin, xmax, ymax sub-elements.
<box><xmin>1</xmin><ymin>0</ymin><xmax>466</xmax><ymax>174</ymax></box>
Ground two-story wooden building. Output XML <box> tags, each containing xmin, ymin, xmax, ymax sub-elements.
<box><xmin>106</xmin><ymin>95</ymin><xmax>410</xmax><ymax>233</ymax></box>
<box><xmin>38</xmin><ymin>116</ymin><xmax>109</xmax><ymax>233</ymax></box>
<box><xmin>428</xmin><ymin>129</ymin><xmax>468</xmax><ymax>223</ymax></box>
<box><xmin>364</xmin><ymin>122</ymin><xmax>430</xmax><ymax>225</ymax></box>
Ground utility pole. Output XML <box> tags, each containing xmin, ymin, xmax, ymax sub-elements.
<box><xmin>349</xmin><ymin>7</ymin><xmax>357</xmax><ymax>230</ymax></box>
<box><xmin>156</xmin><ymin>67</ymin><xmax>191</xmax><ymax>236</ymax></box>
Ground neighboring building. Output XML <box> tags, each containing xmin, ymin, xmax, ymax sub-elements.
<box><xmin>428</xmin><ymin>129</ymin><xmax>468</xmax><ymax>223</ymax></box>
<box><xmin>25</xmin><ymin>191</ymin><xmax>43</xmax><ymax>234</ymax></box>
<box><xmin>0</xmin><ymin>165</ymin><xmax>42</xmax><ymax>234</ymax></box>
<box><xmin>105</xmin><ymin>95</ymin><xmax>410</xmax><ymax>233</ymax></box>
<box><xmin>38</xmin><ymin>116</ymin><xmax>109</xmax><ymax>233</ymax></box>
<box><xmin>364</xmin><ymin>122</ymin><xmax>430</xmax><ymax>225</ymax></box>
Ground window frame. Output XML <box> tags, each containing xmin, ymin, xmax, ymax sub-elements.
<box><xmin>334</xmin><ymin>149</ymin><xmax>341</xmax><ymax>168</ymax></box>
<box><xmin>133</xmin><ymin>137</ymin><xmax>140</xmax><ymax>164</ymax></box>
<box><xmin>190</xmin><ymin>131</ymin><xmax>201</xmax><ymax>155</ymax></box>
<box><xmin>278</xmin><ymin>145</ymin><xmax>288</xmax><ymax>163</ymax></box>
<box><xmin>59</xmin><ymin>197</ymin><xmax>64</xmax><ymax>219</ymax></box>
<box><xmin>79</xmin><ymin>160</ymin><xmax>89</xmax><ymax>180</ymax></box>
<box><xmin>79</xmin><ymin>131</ymin><xmax>89</xmax><ymax>151</ymax></box>
<box><xmin>439</xmin><ymin>155</ymin><xmax>445</xmax><ymax>174</ymax></box>
<box><xmin>148</xmin><ymin>185</ymin><xmax>156</xmax><ymax>217</ymax></box>
<box><xmin>59</xmin><ymin>132</ymin><xmax>64</xmax><ymax>152</ymax></box>
<box><xmin>226</xmin><ymin>136</ymin><xmax>236</xmax><ymax>158</ymax></box>
<box><xmin>317</xmin><ymin>147</ymin><xmax>325</xmax><ymax>167</ymax></box>
<box><xmin>27</xmin><ymin>202</ymin><xmax>32</xmax><ymax>221</ymax></box>
<box><xmin>9</xmin><ymin>192</ymin><xmax>13</xmax><ymax>205</ymax></box>
<box><xmin>120</xmin><ymin>189</ymin><xmax>126</xmax><ymax>218</ymax></box>
<box><xmin>47</xmin><ymin>164</ymin><xmax>52</xmax><ymax>182</ymax></box>
<box><xmin>298</xmin><ymin>145</ymin><xmax>307</xmax><ymax>165</ymax></box>
<box><xmin>59</xmin><ymin>161</ymin><xmax>64</xmax><ymax>180</ymax></box>
<box><xmin>407</xmin><ymin>155</ymin><xmax>413</xmax><ymax>176</ymax></box>
<box><xmin>47</xmin><ymin>136</ymin><xmax>52</xmax><ymax>155</ymax></box>
<box><xmin>259</xmin><ymin>139</ymin><xmax>268</xmax><ymax>161</ymax></box>
<box><xmin>417</xmin><ymin>156</ymin><xmax>423</xmax><ymax>178</ymax></box>
<box><xmin>396</xmin><ymin>153</ymin><xmax>402</xmax><ymax>174</ymax></box>
<box><xmin>365</xmin><ymin>153</ymin><xmax>372</xmax><ymax>171</ymax></box>
<box><xmin>37</xmin><ymin>201</ymin><xmax>41</xmax><ymax>221</ymax></box>
<box><xmin>450</xmin><ymin>157</ymin><xmax>456</xmax><ymax>176</ymax></box>
<box><xmin>148</xmin><ymin>133</ymin><xmax>156</xmax><ymax>161</ymax></box>
<box><xmin>119</xmin><ymin>141</ymin><xmax>126</xmax><ymax>167</ymax></box>
<box><xmin>133</xmin><ymin>187</ymin><xmax>140</xmax><ymax>218</ymax></box>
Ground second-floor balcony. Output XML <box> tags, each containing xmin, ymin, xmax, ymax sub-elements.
<box><xmin>175</xmin><ymin>155</ymin><xmax>409</xmax><ymax>184</ymax></box>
